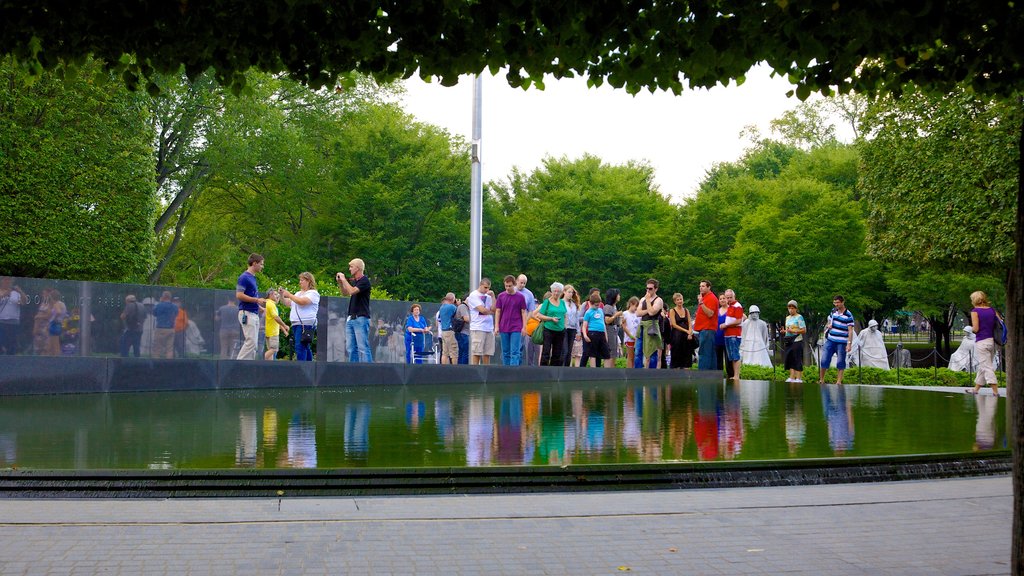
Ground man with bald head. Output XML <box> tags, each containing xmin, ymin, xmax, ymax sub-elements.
<box><xmin>437</xmin><ymin>292</ymin><xmax>459</xmax><ymax>364</ymax></box>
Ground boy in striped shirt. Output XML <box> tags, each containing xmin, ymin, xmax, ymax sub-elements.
<box><xmin>819</xmin><ymin>295</ymin><xmax>855</xmax><ymax>385</ymax></box>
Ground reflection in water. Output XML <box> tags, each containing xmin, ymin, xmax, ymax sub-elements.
<box><xmin>406</xmin><ymin>400</ymin><xmax>426</xmax><ymax>431</ymax></box>
<box><xmin>0</xmin><ymin>433</ymin><xmax>15</xmax><ymax>466</ymax></box>
<box><xmin>0</xmin><ymin>380</ymin><xmax>1007</xmax><ymax>470</ymax></box>
<box><xmin>236</xmin><ymin>410</ymin><xmax>258</xmax><ymax>467</ymax></box>
<box><xmin>822</xmin><ymin>384</ymin><xmax>855</xmax><ymax>454</ymax></box>
<box><xmin>286</xmin><ymin>413</ymin><xmax>317</xmax><ymax>468</ymax></box>
<box><xmin>785</xmin><ymin>384</ymin><xmax>806</xmax><ymax>456</ymax></box>
<box><xmin>467</xmin><ymin>396</ymin><xmax>494</xmax><ymax>466</ymax></box>
<box><xmin>345</xmin><ymin>403</ymin><xmax>370</xmax><ymax>459</ymax></box>
<box><xmin>974</xmin><ymin>395</ymin><xmax>998</xmax><ymax>450</ymax></box>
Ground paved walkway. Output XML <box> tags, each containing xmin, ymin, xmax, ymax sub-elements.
<box><xmin>0</xmin><ymin>475</ymin><xmax>1012</xmax><ymax>575</ymax></box>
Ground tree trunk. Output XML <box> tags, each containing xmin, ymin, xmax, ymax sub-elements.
<box><xmin>1009</xmin><ymin>104</ymin><xmax>1022</xmax><ymax>575</ymax></box>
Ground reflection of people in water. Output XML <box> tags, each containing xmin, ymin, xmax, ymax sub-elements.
<box><xmin>286</xmin><ymin>413</ymin><xmax>317</xmax><ymax>468</ymax></box>
<box><xmin>466</xmin><ymin>396</ymin><xmax>495</xmax><ymax>466</ymax></box>
<box><xmin>821</xmin><ymin>384</ymin><xmax>855</xmax><ymax>454</ymax></box>
<box><xmin>694</xmin><ymin>384</ymin><xmax>720</xmax><ymax>461</ymax></box>
<box><xmin>33</xmin><ymin>288</ymin><xmax>67</xmax><ymax>356</ymax></box>
<box><xmin>496</xmin><ymin>395</ymin><xmax>523</xmax><ymax>465</ymax></box>
<box><xmin>974</xmin><ymin>395</ymin><xmax>998</xmax><ymax>451</ymax></box>
<box><xmin>720</xmin><ymin>382</ymin><xmax>744</xmax><ymax>460</ymax></box>
<box><xmin>235</xmin><ymin>410</ymin><xmax>258</xmax><ymax>467</ymax></box>
<box><xmin>406</xmin><ymin>400</ymin><xmax>426</xmax><ymax>431</ymax></box>
<box><xmin>0</xmin><ymin>277</ymin><xmax>26</xmax><ymax>355</ymax></box>
<box><xmin>785</xmin><ymin>383</ymin><xmax>806</xmax><ymax>456</ymax></box>
<box><xmin>434</xmin><ymin>398</ymin><xmax>455</xmax><ymax>449</ymax></box>
<box><xmin>344</xmin><ymin>403</ymin><xmax>370</xmax><ymax>459</ymax></box>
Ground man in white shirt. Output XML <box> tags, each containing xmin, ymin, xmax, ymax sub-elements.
<box><xmin>466</xmin><ymin>278</ymin><xmax>496</xmax><ymax>365</ymax></box>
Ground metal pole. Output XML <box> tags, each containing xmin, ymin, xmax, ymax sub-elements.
<box><xmin>469</xmin><ymin>75</ymin><xmax>483</xmax><ymax>295</ymax></box>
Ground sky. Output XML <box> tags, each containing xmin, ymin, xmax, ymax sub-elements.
<box><xmin>399</xmin><ymin>64</ymin><xmax>820</xmax><ymax>203</ymax></box>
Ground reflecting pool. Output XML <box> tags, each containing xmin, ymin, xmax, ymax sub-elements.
<box><xmin>0</xmin><ymin>380</ymin><xmax>1006</xmax><ymax>470</ymax></box>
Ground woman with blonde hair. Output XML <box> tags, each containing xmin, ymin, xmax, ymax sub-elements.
<box><xmin>969</xmin><ymin>291</ymin><xmax>1001</xmax><ymax>396</ymax></box>
<box><xmin>281</xmin><ymin>272</ymin><xmax>320</xmax><ymax>361</ymax></box>
<box><xmin>561</xmin><ymin>284</ymin><xmax>581</xmax><ymax>366</ymax></box>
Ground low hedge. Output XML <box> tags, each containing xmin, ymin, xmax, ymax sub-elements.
<box><xmin>738</xmin><ymin>363</ymin><xmax>1006</xmax><ymax>387</ymax></box>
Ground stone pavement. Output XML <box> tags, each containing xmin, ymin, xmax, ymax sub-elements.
<box><xmin>0</xmin><ymin>475</ymin><xmax>1012</xmax><ymax>575</ymax></box>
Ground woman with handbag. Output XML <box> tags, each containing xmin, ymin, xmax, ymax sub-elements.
<box><xmin>281</xmin><ymin>272</ymin><xmax>320</xmax><ymax>361</ymax></box>
<box><xmin>782</xmin><ymin>300</ymin><xmax>806</xmax><ymax>382</ymax></box>
<box><xmin>969</xmin><ymin>290</ymin><xmax>1001</xmax><ymax>396</ymax></box>
<box><xmin>534</xmin><ymin>282</ymin><xmax>567</xmax><ymax>366</ymax></box>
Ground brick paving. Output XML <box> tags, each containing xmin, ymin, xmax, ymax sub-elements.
<box><xmin>0</xmin><ymin>475</ymin><xmax>1011</xmax><ymax>575</ymax></box>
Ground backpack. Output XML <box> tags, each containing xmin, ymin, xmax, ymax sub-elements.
<box><xmin>450</xmin><ymin>307</ymin><xmax>466</xmax><ymax>333</ymax></box>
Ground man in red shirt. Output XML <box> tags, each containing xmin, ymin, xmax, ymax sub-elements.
<box><xmin>694</xmin><ymin>280</ymin><xmax>719</xmax><ymax>371</ymax></box>
<box><xmin>719</xmin><ymin>289</ymin><xmax>744</xmax><ymax>383</ymax></box>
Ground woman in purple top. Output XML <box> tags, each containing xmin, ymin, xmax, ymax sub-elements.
<box><xmin>969</xmin><ymin>290</ymin><xmax>1001</xmax><ymax>396</ymax></box>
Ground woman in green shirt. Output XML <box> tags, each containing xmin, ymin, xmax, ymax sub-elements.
<box><xmin>534</xmin><ymin>282</ymin><xmax>567</xmax><ymax>366</ymax></box>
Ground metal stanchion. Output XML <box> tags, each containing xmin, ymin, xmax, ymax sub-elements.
<box><xmin>896</xmin><ymin>342</ymin><xmax>902</xmax><ymax>386</ymax></box>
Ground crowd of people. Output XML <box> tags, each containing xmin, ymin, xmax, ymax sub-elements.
<box><xmin>408</xmin><ymin>274</ymin><xmax>828</xmax><ymax>383</ymax></box>
<box><xmin>2</xmin><ymin>256</ymin><xmax>1005</xmax><ymax>391</ymax></box>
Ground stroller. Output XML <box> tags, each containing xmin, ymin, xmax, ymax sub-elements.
<box><xmin>410</xmin><ymin>331</ymin><xmax>435</xmax><ymax>364</ymax></box>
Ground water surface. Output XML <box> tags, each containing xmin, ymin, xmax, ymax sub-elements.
<box><xmin>0</xmin><ymin>380</ymin><xmax>1006</xmax><ymax>470</ymax></box>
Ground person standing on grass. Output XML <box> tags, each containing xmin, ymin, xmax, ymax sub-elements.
<box><xmin>819</xmin><ymin>295</ymin><xmax>855</xmax><ymax>385</ymax></box>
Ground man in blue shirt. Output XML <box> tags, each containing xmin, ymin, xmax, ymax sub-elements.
<box><xmin>152</xmin><ymin>291</ymin><xmax>178</xmax><ymax>359</ymax></box>
<box><xmin>437</xmin><ymin>292</ymin><xmax>459</xmax><ymax>364</ymax></box>
<box><xmin>819</xmin><ymin>295</ymin><xmax>855</xmax><ymax>385</ymax></box>
<box><xmin>236</xmin><ymin>253</ymin><xmax>266</xmax><ymax>360</ymax></box>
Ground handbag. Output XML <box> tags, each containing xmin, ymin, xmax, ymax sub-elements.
<box><xmin>525</xmin><ymin>316</ymin><xmax>541</xmax><ymax>337</ymax></box>
<box><xmin>297</xmin><ymin>306</ymin><xmax>314</xmax><ymax>346</ymax></box>
<box><xmin>48</xmin><ymin>319</ymin><xmax>62</xmax><ymax>336</ymax></box>
<box><xmin>531</xmin><ymin>323</ymin><xmax>546</xmax><ymax>345</ymax></box>
<box><xmin>993</xmin><ymin>311</ymin><xmax>1007</xmax><ymax>346</ymax></box>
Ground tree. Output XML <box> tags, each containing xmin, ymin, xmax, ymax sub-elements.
<box><xmin>859</xmin><ymin>87</ymin><xmax>1018</xmax><ymax>272</ymax></box>
<box><xmin>887</xmin><ymin>267</ymin><xmax>1005</xmax><ymax>363</ymax></box>
<box><xmin>314</xmin><ymin>104</ymin><xmax>472</xmax><ymax>301</ymax></box>
<box><xmin>0</xmin><ymin>56</ymin><xmax>156</xmax><ymax>281</ymax></box>
<box><xmin>484</xmin><ymin>155</ymin><xmax>675</xmax><ymax>295</ymax></box>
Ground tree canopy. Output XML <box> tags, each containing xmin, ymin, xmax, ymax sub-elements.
<box><xmin>2</xmin><ymin>2</ymin><xmax>1021</xmax><ymax>99</ymax></box>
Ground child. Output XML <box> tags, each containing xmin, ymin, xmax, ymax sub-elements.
<box><xmin>622</xmin><ymin>296</ymin><xmax>640</xmax><ymax>369</ymax></box>
<box><xmin>264</xmin><ymin>289</ymin><xmax>290</xmax><ymax>360</ymax></box>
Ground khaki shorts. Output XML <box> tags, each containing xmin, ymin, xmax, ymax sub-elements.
<box><xmin>441</xmin><ymin>330</ymin><xmax>458</xmax><ymax>360</ymax></box>
<box><xmin>471</xmin><ymin>330</ymin><xmax>495</xmax><ymax>356</ymax></box>
<box><xmin>265</xmin><ymin>335</ymin><xmax>280</xmax><ymax>351</ymax></box>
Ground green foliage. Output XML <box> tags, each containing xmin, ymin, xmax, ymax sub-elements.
<box><xmin>859</xmin><ymin>87</ymin><xmax>1019</xmax><ymax>272</ymax></box>
<box><xmin>0</xmin><ymin>56</ymin><xmax>156</xmax><ymax>281</ymax></box>
<box><xmin>315</xmin><ymin>104</ymin><xmax>471</xmax><ymax>301</ymax></box>
<box><xmin>740</xmin><ymin>363</ymin><xmax>1006</xmax><ymax>388</ymax></box>
<box><xmin>667</xmin><ymin>141</ymin><xmax>891</xmax><ymax>325</ymax></box>
<box><xmin>483</xmin><ymin>154</ymin><xmax>675</xmax><ymax>296</ymax></box>
<box><xmin>2</xmin><ymin>2</ymin><xmax>1020</xmax><ymax>101</ymax></box>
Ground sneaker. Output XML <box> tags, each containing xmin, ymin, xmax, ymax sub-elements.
<box><xmin>784</xmin><ymin>378</ymin><xmax>794</xmax><ymax>383</ymax></box>
<box><xmin>794</xmin><ymin>379</ymin><xmax>802</xmax><ymax>383</ymax></box>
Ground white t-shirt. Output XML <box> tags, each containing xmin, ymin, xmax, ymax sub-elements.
<box><xmin>466</xmin><ymin>290</ymin><xmax>494</xmax><ymax>331</ymax></box>
<box><xmin>623</xmin><ymin>311</ymin><xmax>640</xmax><ymax>343</ymax></box>
<box><xmin>289</xmin><ymin>290</ymin><xmax>320</xmax><ymax>326</ymax></box>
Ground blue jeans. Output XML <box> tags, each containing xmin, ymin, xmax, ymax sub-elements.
<box><xmin>293</xmin><ymin>325</ymin><xmax>314</xmax><ymax>361</ymax></box>
<box><xmin>500</xmin><ymin>331</ymin><xmax>522</xmax><ymax>366</ymax></box>
<box><xmin>456</xmin><ymin>332</ymin><xmax>470</xmax><ymax>365</ymax></box>
<box><xmin>346</xmin><ymin>316</ymin><xmax>373</xmax><ymax>363</ymax></box>
<box><xmin>697</xmin><ymin>330</ymin><xmax>717</xmax><ymax>370</ymax></box>
<box><xmin>119</xmin><ymin>329</ymin><xmax>142</xmax><ymax>357</ymax></box>
<box><xmin>821</xmin><ymin>339</ymin><xmax>847</xmax><ymax>370</ymax></box>
<box><xmin>633</xmin><ymin>333</ymin><xmax>660</xmax><ymax>368</ymax></box>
